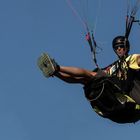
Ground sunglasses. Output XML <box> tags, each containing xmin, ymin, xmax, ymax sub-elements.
<box><xmin>113</xmin><ymin>44</ymin><xmax>125</xmax><ymax>50</ymax></box>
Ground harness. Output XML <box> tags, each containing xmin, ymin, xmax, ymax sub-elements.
<box><xmin>83</xmin><ymin>70</ymin><xmax>140</xmax><ymax>123</ymax></box>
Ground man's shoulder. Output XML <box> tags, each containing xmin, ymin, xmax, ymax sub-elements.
<box><xmin>128</xmin><ymin>54</ymin><xmax>140</xmax><ymax>58</ymax></box>
<box><xmin>127</xmin><ymin>54</ymin><xmax>140</xmax><ymax>69</ymax></box>
<box><xmin>126</xmin><ymin>54</ymin><xmax>140</xmax><ymax>61</ymax></box>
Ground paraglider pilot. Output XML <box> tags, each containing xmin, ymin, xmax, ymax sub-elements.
<box><xmin>37</xmin><ymin>36</ymin><xmax>140</xmax><ymax>123</ymax></box>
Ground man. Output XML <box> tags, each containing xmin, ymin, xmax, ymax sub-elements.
<box><xmin>105</xmin><ymin>36</ymin><xmax>140</xmax><ymax>104</ymax></box>
<box><xmin>37</xmin><ymin>36</ymin><xmax>140</xmax><ymax>123</ymax></box>
<box><xmin>38</xmin><ymin>36</ymin><xmax>140</xmax><ymax>88</ymax></box>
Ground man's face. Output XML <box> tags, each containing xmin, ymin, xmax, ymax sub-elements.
<box><xmin>114</xmin><ymin>45</ymin><xmax>128</xmax><ymax>58</ymax></box>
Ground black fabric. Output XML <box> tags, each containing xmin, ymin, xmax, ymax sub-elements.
<box><xmin>104</xmin><ymin>60</ymin><xmax>140</xmax><ymax>104</ymax></box>
<box><xmin>127</xmin><ymin>69</ymin><xmax>140</xmax><ymax>104</ymax></box>
<box><xmin>106</xmin><ymin>102</ymin><xmax>140</xmax><ymax>123</ymax></box>
<box><xmin>83</xmin><ymin>72</ymin><xmax>140</xmax><ymax>123</ymax></box>
<box><xmin>84</xmin><ymin>76</ymin><xmax>124</xmax><ymax>113</ymax></box>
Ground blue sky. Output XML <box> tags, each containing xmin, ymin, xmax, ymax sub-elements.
<box><xmin>0</xmin><ymin>0</ymin><xmax>140</xmax><ymax>140</ymax></box>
